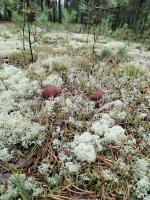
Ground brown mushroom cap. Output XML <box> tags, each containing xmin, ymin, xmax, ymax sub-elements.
<box><xmin>91</xmin><ymin>90</ymin><xmax>105</xmax><ymax>101</ymax></box>
<box><xmin>42</xmin><ymin>86</ymin><xmax>60</xmax><ymax>99</ymax></box>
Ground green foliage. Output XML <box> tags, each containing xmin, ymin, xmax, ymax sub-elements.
<box><xmin>11</xmin><ymin>11</ymin><xmax>24</xmax><ymax>25</ymax></box>
<box><xmin>63</xmin><ymin>8</ymin><xmax>77</xmax><ymax>26</ymax></box>
<box><xmin>79</xmin><ymin>1</ymin><xmax>88</xmax><ymax>12</ymax></box>
<box><xmin>15</xmin><ymin>175</ymin><xmax>31</xmax><ymax>200</ymax></box>
<box><xmin>122</xmin><ymin>65</ymin><xmax>138</xmax><ymax>76</ymax></box>
<box><xmin>100</xmin><ymin>16</ymin><xmax>112</xmax><ymax>34</ymax></box>
<box><xmin>99</xmin><ymin>48</ymin><xmax>112</xmax><ymax>61</ymax></box>
<box><xmin>115</xmin><ymin>45</ymin><xmax>127</xmax><ymax>62</ymax></box>
<box><xmin>98</xmin><ymin>44</ymin><xmax>127</xmax><ymax>62</ymax></box>
<box><xmin>46</xmin><ymin>23</ymin><xmax>65</xmax><ymax>32</ymax></box>
<box><xmin>35</xmin><ymin>10</ymin><xmax>48</xmax><ymax>27</ymax></box>
<box><xmin>108</xmin><ymin>0</ymin><xmax>129</xmax><ymax>6</ymax></box>
<box><xmin>111</xmin><ymin>24</ymin><xmax>137</xmax><ymax>41</ymax></box>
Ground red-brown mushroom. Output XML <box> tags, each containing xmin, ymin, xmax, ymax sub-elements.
<box><xmin>91</xmin><ymin>90</ymin><xmax>105</xmax><ymax>101</ymax></box>
<box><xmin>42</xmin><ymin>86</ymin><xmax>60</xmax><ymax>99</ymax></box>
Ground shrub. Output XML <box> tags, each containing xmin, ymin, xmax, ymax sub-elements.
<box><xmin>115</xmin><ymin>45</ymin><xmax>127</xmax><ymax>62</ymax></box>
<box><xmin>99</xmin><ymin>48</ymin><xmax>112</xmax><ymax>61</ymax></box>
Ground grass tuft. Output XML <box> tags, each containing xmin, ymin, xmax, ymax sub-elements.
<box><xmin>8</xmin><ymin>51</ymin><xmax>38</xmax><ymax>67</ymax></box>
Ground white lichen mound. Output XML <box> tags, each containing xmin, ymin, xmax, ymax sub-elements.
<box><xmin>71</xmin><ymin>132</ymin><xmax>103</xmax><ymax>163</ymax></box>
<box><xmin>0</xmin><ymin>148</ymin><xmax>13</xmax><ymax>162</ymax></box>
<box><xmin>0</xmin><ymin>66</ymin><xmax>30</xmax><ymax>95</ymax></box>
<box><xmin>109</xmin><ymin>100</ymin><xmax>127</xmax><ymax>120</ymax></box>
<box><xmin>70</xmin><ymin>114</ymin><xmax>126</xmax><ymax>163</ymax></box>
<box><xmin>38</xmin><ymin>163</ymin><xmax>50</xmax><ymax>174</ymax></box>
<box><xmin>91</xmin><ymin>122</ymin><xmax>109</xmax><ymax>136</ymax></box>
<box><xmin>63</xmin><ymin>95</ymin><xmax>83</xmax><ymax>114</ymax></box>
<box><xmin>135</xmin><ymin>176</ymin><xmax>150</xmax><ymax>200</ymax></box>
<box><xmin>0</xmin><ymin>64</ymin><xmax>46</xmax><ymax>162</ymax></box>
<box><xmin>91</xmin><ymin>113</ymin><xmax>114</xmax><ymax>136</ymax></box>
<box><xmin>91</xmin><ymin>114</ymin><xmax>126</xmax><ymax>144</ymax></box>
<box><xmin>0</xmin><ymin>91</ymin><xmax>16</xmax><ymax>113</ymax></box>
<box><xmin>42</xmin><ymin>74</ymin><xmax>63</xmax><ymax>87</ymax></box>
<box><xmin>134</xmin><ymin>158</ymin><xmax>149</xmax><ymax>178</ymax></box>
<box><xmin>65</xmin><ymin>162</ymin><xmax>79</xmax><ymax>173</ymax></box>
<box><xmin>43</xmin><ymin>99</ymin><xmax>55</xmax><ymax>112</ymax></box>
<box><xmin>73</xmin><ymin>143</ymin><xmax>97</xmax><ymax>163</ymax></box>
<box><xmin>0</xmin><ymin>111</ymin><xmax>46</xmax><ymax>149</ymax></box>
<box><xmin>0</xmin><ymin>66</ymin><xmax>40</xmax><ymax>97</ymax></box>
<box><xmin>104</xmin><ymin>125</ymin><xmax>126</xmax><ymax>144</ymax></box>
<box><xmin>101</xmin><ymin>169</ymin><xmax>118</xmax><ymax>183</ymax></box>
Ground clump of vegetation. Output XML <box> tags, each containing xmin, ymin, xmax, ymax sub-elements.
<box><xmin>8</xmin><ymin>51</ymin><xmax>38</xmax><ymax>67</ymax></box>
<box><xmin>122</xmin><ymin>65</ymin><xmax>138</xmax><ymax>76</ymax></box>
<box><xmin>99</xmin><ymin>48</ymin><xmax>113</xmax><ymax>61</ymax></box>
<box><xmin>98</xmin><ymin>45</ymin><xmax>127</xmax><ymax>63</ymax></box>
<box><xmin>115</xmin><ymin>45</ymin><xmax>128</xmax><ymax>62</ymax></box>
<box><xmin>63</xmin><ymin>8</ymin><xmax>77</xmax><ymax>31</ymax></box>
<box><xmin>111</xmin><ymin>24</ymin><xmax>137</xmax><ymax>41</ymax></box>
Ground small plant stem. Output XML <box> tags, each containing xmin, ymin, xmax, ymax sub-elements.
<box><xmin>27</xmin><ymin>22</ymin><xmax>34</xmax><ymax>62</ymax></box>
<box><xmin>0</xmin><ymin>77</ymin><xmax>9</xmax><ymax>90</ymax></box>
<box><xmin>22</xmin><ymin>0</ymin><xmax>26</xmax><ymax>50</ymax></box>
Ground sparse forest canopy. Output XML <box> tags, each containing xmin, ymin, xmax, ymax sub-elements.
<box><xmin>0</xmin><ymin>0</ymin><xmax>150</xmax><ymax>36</ymax></box>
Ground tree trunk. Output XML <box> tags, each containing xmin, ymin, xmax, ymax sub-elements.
<box><xmin>58</xmin><ymin>0</ymin><xmax>62</xmax><ymax>23</ymax></box>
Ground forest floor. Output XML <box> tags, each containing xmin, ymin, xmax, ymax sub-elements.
<box><xmin>0</xmin><ymin>23</ymin><xmax>149</xmax><ymax>200</ymax></box>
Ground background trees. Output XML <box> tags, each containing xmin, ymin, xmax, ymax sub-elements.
<box><xmin>0</xmin><ymin>0</ymin><xmax>150</xmax><ymax>38</ymax></box>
